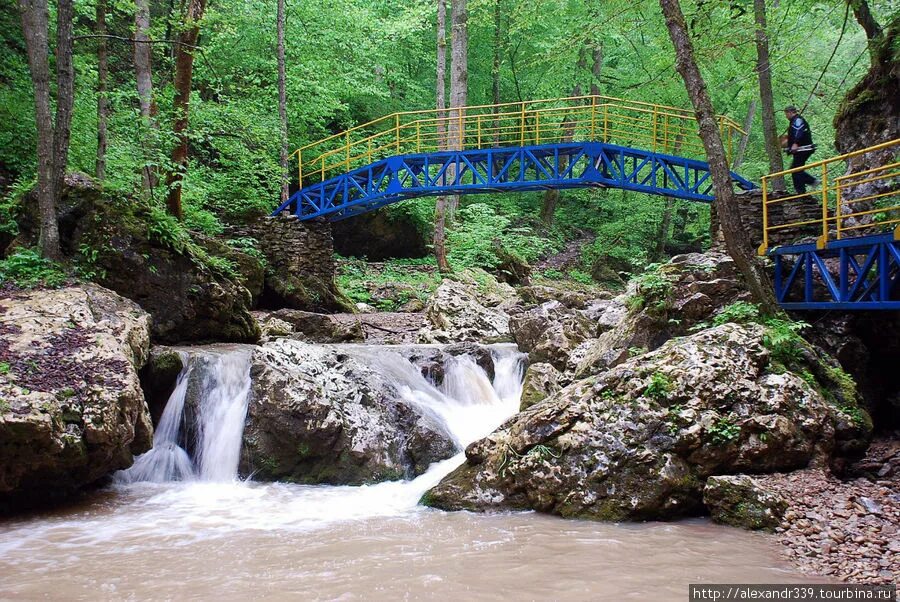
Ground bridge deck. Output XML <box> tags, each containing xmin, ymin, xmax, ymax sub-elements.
<box><xmin>272</xmin><ymin>141</ymin><xmax>756</xmax><ymax>221</ymax></box>
<box><xmin>759</xmin><ymin>138</ymin><xmax>900</xmax><ymax>310</ymax></box>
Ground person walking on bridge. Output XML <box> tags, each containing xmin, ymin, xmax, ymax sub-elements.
<box><xmin>783</xmin><ymin>106</ymin><xmax>817</xmax><ymax>194</ymax></box>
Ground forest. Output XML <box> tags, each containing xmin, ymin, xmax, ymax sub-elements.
<box><xmin>2</xmin><ymin>0</ymin><xmax>894</xmax><ymax>285</ymax></box>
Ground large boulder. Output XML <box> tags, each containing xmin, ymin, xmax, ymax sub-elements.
<box><xmin>509</xmin><ymin>301</ymin><xmax>595</xmax><ymax>371</ymax></box>
<box><xmin>240</xmin><ymin>340</ymin><xmax>458</xmax><ymax>484</ymax></box>
<box><xmin>0</xmin><ymin>284</ymin><xmax>153</xmax><ymax>509</ymax></box>
<box><xmin>703</xmin><ymin>474</ymin><xmax>787</xmax><ymax>531</ymax></box>
<box><xmin>573</xmin><ymin>252</ymin><xmax>748</xmax><ymax>378</ymax></box>
<box><xmin>422</xmin><ymin>324</ymin><xmax>871</xmax><ymax>521</ymax></box>
<box><xmin>261</xmin><ymin>309</ymin><xmax>364</xmax><ymax>343</ymax></box>
<box><xmin>15</xmin><ymin>177</ymin><xmax>262</xmax><ymax>344</ymax></box>
<box><xmin>519</xmin><ymin>362</ymin><xmax>562</xmax><ymax>410</ymax></box>
<box><xmin>418</xmin><ymin>271</ymin><xmax>518</xmax><ymax>343</ymax></box>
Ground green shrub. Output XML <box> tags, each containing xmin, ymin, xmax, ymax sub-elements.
<box><xmin>626</xmin><ymin>264</ymin><xmax>672</xmax><ymax>313</ymax></box>
<box><xmin>645</xmin><ymin>371</ymin><xmax>673</xmax><ymax>401</ymax></box>
<box><xmin>712</xmin><ymin>301</ymin><xmax>761</xmax><ymax>326</ymax></box>
<box><xmin>0</xmin><ymin>248</ymin><xmax>68</xmax><ymax>288</ymax></box>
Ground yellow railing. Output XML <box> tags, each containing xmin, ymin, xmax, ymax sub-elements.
<box><xmin>757</xmin><ymin>138</ymin><xmax>900</xmax><ymax>255</ymax></box>
<box><xmin>290</xmin><ymin>94</ymin><xmax>746</xmax><ymax>189</ymax></box>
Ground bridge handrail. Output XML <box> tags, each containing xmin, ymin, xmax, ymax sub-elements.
<box><xmin>290</xmin><ymin>94</ymin><xmax>746</xmax><ymax>189</ymax></box>
<box><xmin>757</xmin><ymin>138</ymin><xmax>900</xmax><ymax>255</ymax></box>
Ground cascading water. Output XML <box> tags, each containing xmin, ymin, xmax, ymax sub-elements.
<box><xmin>114</xmin><ymin>352</ymin><xmax>194</xmax><ymax>483</ymax></box>
<box><xmin>1</xmin><ymin>342</ymin><xmax>813</xmax><ymax>598</ymax></box>
<box><xmin>116</xmin><ymin>349</ymin><xmax>252</xmax><ymax>484</ymax></box>
<box><xmin>116</xmin><ymin>342</ymin><xmax>524</xmax><ymax>515</ymax></box>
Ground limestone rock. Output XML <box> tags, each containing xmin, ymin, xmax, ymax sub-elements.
<box><xmin>423</xmin><ymin>324</ymin><xmax>871</xmax><ymax>521</ymax></box>
<box><xmin>418</xmin><ymin>272</ymin><xmax>517</xmax><ymax>343</ymax></box>
<box><xmin>0</xmin><ymin>284</ymin><xmax>153</xmax><ymax>508</ymax></box>
<box><xmin>240</xmin><ymin>340</ymin><xmax>457</xmax><ymax>484</ymax></box>
<box><xmin>703</xmin><ymin>475</ymin><xmax>787</xmax><ymax>531</ymax></box>
<box><xmin>519</xmin><ymin>363</ymin><xmax>561</xmax><ymax>410</ymax></box>
<box><xmin>268</xmin><ymin>309</ymin><xmax>364</xmax><ymax>343</ymax></box>
<box><xmin>509</xmin><ymin>301</ymin><xmax>595</xmax><ymax>371</ymax></box>
<box><xmin>573</xmin><ymin>252</ymin><xmax>748</xmax><ymax>379</ymax></box>
<box><xmin>22</xmin><ymin>178</ymin><xmax>262</xmax><ymax>344</ymax></box>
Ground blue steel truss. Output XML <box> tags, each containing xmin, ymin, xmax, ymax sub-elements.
<box><xmin>768</xmin><ymin>233</ymin><xmax>900</xmax><ymax>310</ymax></box>
<box><xmin>272</xmin><ymin>141</ymin><xmax>757</xmax><ymax>221</ymax></box>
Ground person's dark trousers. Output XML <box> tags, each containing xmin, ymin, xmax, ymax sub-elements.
<box><xmin>790</xmin><ymin>150</ymin><xmax>816</xmax><ymax>194</ymax></box>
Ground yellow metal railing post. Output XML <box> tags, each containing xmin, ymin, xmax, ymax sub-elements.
<box><xmin>818</xmin><ymin>164</ymin><xmax>829</xmax><ymax>249</ymax></box>
<box><xmin>519</xmin><ymin>102</ymin><xmax>526</xmax><ymax>146</ymax></box>
<box><xmin>477</xmin><ymin>115</ymin><xmax>482</xmax><ymax>148</ymax></box>
<box><xmin>758</xmin><ymin>176</ymin><xmax>770</xmax><ymax>255</ymax></box>
<box><xmin>345</xmin><ymin>131</ymin><xmax>351</xmax><ymax>172</ymax></box>
<box><xmin>603</xmin><ymin>103</ymin><xmax>609</xmax><ymax>142</ymax></box>
<box><xmin>590</xmin><ymin>96</ymin><xmax>596</xmax><ymax>140</ymax></box>
<box><xmin>416</xmin><ymin>122</ymin><xmax>421</xmax><ymax>153</ymax></box>
<box><xmin>651</xmin><ymin>109</ymin><xmax>658</xmax><ymax>151</ymax></box>
<box><xmin>835</xmin><ymin>180</ymin><xmax>843</xmax><ymax>240</ymax></box>
<box><xmin>297</xmin><ymin>150</ymin><xmax>302</xmax><ymax>189</ymax></box>
<box><xmin>395</xmin><ymin>114</ymin><xmax>401</xmax><ymax>153</ymax></box>
<box><xmin>535</xmin><ymin>113</ymin><xmax>541</xmax><ymax>145</ymax></box>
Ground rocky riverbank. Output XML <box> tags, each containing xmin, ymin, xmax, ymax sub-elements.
<box><xmin>758</xmin><ymin>438</ymin><xmax>899</xmax><ymax>584</ymax></box>
<box><xmin>1</xmin><ymin>244</ymin><xmax>898</xmax><ymax>586</ymax></box>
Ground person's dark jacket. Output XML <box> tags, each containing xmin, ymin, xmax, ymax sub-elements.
<box><xmin>787</xmin><ymin>114</ymin><xmax>813</xmax><ymax>148</ymax></box>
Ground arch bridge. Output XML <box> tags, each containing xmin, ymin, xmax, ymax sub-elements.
<box><xmin>271</xmin><ymin>95</ymin><xmax>755</xmax><ymax>221</ymax></box>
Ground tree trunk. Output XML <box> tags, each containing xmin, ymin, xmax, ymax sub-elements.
<box><xmin>732</xmin><ymin>99</ymin><xmax>756</xmax><ymax>171</ymax></box>
<box><xmin>19</xmin><ymin>0</ymin><xmax>60</xmax><ymax>259</ymax></box>
<box><xmin>447</xmin><ymin>0</ymin><xmax>468</xmax><ymax>219</ymax></box>
<box><xmin>753</xmin><ymin>0</ymin><xmax>785</xmax><ymax>190</ymax></box>
<box><xmin>277</xmin><ymin>0</ymin><xmax>289</xmax><ymax>203</ymax></box>
<box><xmin>659</xmin><ymin>0</ymin><xmax>778</xmax><ymax>314</ymax></box>
<box><xmin>95</xmin><ymin>0</ymin><xmax>108</xmax><ymax>182</ymax></box>
<box><xmin>712</xmin><ymin>99</ymin><xmax>756</xmax><ymax>245</ymax></box>
<box><xmin>540</xmin><ymin>47</ymin><xmax>587</xmax><ymax>226</ymax></box>
<box><xmin>433</xmin><ymin>0</ymin><xmax>450</xmax><ymax>272</ymax></box>
<box><xmin>653</xmin><ymin>196</ymin><xmax>675</xmax><ymax>261</ymax></box>
<box><xmin>847</xmin><ymin>0</ymin><xmax>883</xmax><ymax>65</ymax></box>
<box><xmin>653</xmin><ymin>134</ymin><xmax>684</xmax><ymax>260</ymax></box>
<box><xmin>165</xmin><ymin>0</ymin><xmax>208</xmax><ymax>220</ymax></box>
<box><xmin>134</xmin><ymin>0</ymin><xmax>158</xmax><ymax>197</ymax></box>
<box><xmin>491</xmin><ymin>0</ymin><xmax>501</xmax><ymax>144</ymax></box>
<box><xmin>590</xmin><ymin>44</ymin><xmax>602</xmax><ymax>96</ymax></box>
<box><xmin>53</xmin><ymin>0</ymin><xmax>74</xmax><ymax>205</ymax></box>
<box><xmin>436</xmin><ymin>0</ymin><xmax>447</xmax><ymax>146</ymax></box>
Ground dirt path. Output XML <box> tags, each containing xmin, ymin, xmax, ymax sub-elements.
<box><xmin>534</xmin><ymin>231</ymin><xmax>595</xmax><ymax>272</ymax></box>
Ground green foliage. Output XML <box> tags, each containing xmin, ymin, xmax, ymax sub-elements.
<box><xmin>0</xmin><ymin>178</ymin><xmax>31</xmax><ymax>237</ymax></box>
<box><xmin>0</xmin><ymin>248</ymin><xmax>68</xmax><ymax>288</ymax></box>
<box><xmin>226</xmin><ymin>237</ymin><xmax>267</xmax><ymax>264</ymax></box>
<box><xmin>709</xmin><ymin>416</ymin><xmax>741</xmax><ymax>445</ymax></box>
<box><xmin>447</xmin><ymin>203</ymin><xmax>558</xmax><ymax>270</ymax></box>
<box><xmin>335</xmin><ymin>256</ymin><xmax>439</xmax><ymax>310</ymax></box>
<box><xmin>712</xmin><ymin>301</ymin><xmax>761</xmax><ymax>326</ymax></box>
<box><xmin>762</xmin><ymin>318</ymin><xmax>809</xmax><ymax>366</ymax></box>
<box><xmin>626</xmin><ymin>264</ymin><xmax>672</xmax><ymax>313</ymax></box>
<box><xmin>645</xmin><ymin>371</ymin><xmax>673</xmax><ymax>401</ymax></box>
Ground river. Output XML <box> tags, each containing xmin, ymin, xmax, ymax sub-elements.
<box><xmin>0</xmin><ymin>343</ymin><xmax>815</xmax><ymax>600</ymax></box>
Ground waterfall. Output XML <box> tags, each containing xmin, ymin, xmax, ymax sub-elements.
<box><xmin>114</xmin><ymin>353</ymin><xmax>194</xmax><ymax>483</ymax></box>
<box><xmin>115</xmin><ymin>349</ymin><xmax>252</xmax><ymax>484</ymax></box>
<box><xmin>117</xmin><ymin>343</ymin><xmax>523</xmax><ymax>493</ymax></box>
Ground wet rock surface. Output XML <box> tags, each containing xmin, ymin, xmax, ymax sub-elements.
<box><xmin>0</xmin><ymin>285</ymin><xmax>153</xmax><ymax>508</ymax></box>
<box><xmin>758</xmin><ymin>439</ymin><xmax>900</xmax><ymax>585</ymax></box>
<box><xmin>423</xmin><ymin>324</ymin><xmax>871</xmax><ymax>521</ymax></box>
<box><xmin>703</xmin><ymin>474</ymin><xmax>787</xmax><ymax>531</ymax></box>
<box><xmin>240</xmin><ymin>339</ymin><xmax>458</xmax><ymax>485</ymax></box>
